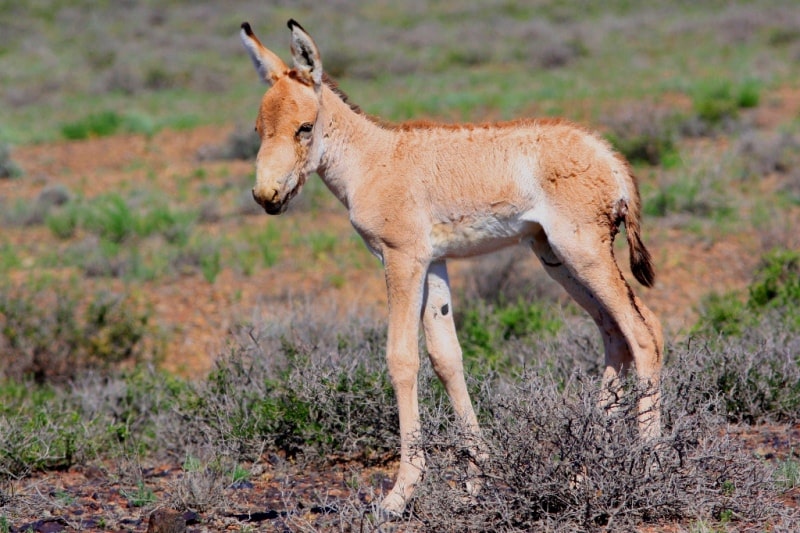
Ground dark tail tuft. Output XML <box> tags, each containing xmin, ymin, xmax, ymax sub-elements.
<box><xmin>624</xmin><ymin>205</ymin><xmax>656</xmax><ymax>288</ymax></box>
<box><xmin>628</xmin><ymin>230</ymin><xmax>656</xmax><ymax>288</ymax></box>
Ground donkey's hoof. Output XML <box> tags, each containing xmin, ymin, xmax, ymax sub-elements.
<box><xmin>379</xmin><ymin>492</ymin><xmax>407</xmax><ymax>516</ymax></box>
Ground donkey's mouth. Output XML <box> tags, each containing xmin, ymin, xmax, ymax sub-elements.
<box><xmin>263</xmin><ymin>202</ymin><xmax>285</xmax><ymax>215</ymax></box>
<box><xmin>255</xmin><ymin>181</ymin><xmax>303</xmax><ymax>215</ymax></box>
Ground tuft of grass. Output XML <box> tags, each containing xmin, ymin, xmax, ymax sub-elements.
<box><xmin>774</xmin><ymin>454</ymin><xmax>800</xmax><ymax>490</ymax></box>
<box><xmin>61</xmin><ymin>110</ymin><xmax>161</xmax><ymax>140</ymax></box>
<box><xmin>304</xmin><ymin>230</ymin><xmax>339</xmax><ymax>260</ymax></box>
<box><xmin>61</xmin><ymin>111</ymin><xmax>123</xmax><ymax>140</ymax></box>
<box><xmin>140</xmin><ymin>204</ymin><xmax>196</xmax><ymax>246</ymax></box>
<box><xmin>83</xmin><ymin>194</ymin><xmax>137</xmax><ymax>244</ymax></box>
<box><xmin>45</xmin><ymin>202</ymin><xmax>82</xmax><ymax>240</ymax></box>
<box><xmin>643</xmin><ymin>153</ymin><xmax>734</xmax><ymax>220</ymax></box>
<box><xmin>122</xmin><ymin>480</ymin><xmax>157</xmax><ymax>508</ymax></box>
<box><xmin>748</xmin><ymin>248</ymin><xmax>800</xmax><ymax>319</ymax></box>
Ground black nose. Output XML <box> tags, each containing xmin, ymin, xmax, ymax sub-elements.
<box><xmin>252</xmin><ymin>188</ymin><xmax>283</xmax><ymax>215</ymax></box>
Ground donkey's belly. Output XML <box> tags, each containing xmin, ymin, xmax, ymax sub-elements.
<box><xmin>430</xmin><ymin>214</ymin><xmax>534</xmax><ymax>259</ymax></box>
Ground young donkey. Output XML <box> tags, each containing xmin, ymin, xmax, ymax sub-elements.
<box><xmin>240</xmin><ymin>20</ymin><xmax>664</xmax><ymax>513</ymax></box>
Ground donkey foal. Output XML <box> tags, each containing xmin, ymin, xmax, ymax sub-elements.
<box><xmin>240</xmin><ymin>19</ymin><xmax>664</xmax><ymax>514</ymax></box>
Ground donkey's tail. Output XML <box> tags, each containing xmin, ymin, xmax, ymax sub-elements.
<box><xmin>622</xmin><ymin>190</ymin><xmax>656</xmax><ymax>288</ymax></box>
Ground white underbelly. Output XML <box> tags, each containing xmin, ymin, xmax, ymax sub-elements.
<box><xmin>430</xmin><ymin>215</ymin><xmax>533</xmax><ymax>258</ymax></box>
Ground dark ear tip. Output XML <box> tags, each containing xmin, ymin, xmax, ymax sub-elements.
<box><xmin>287</xmin><ymin>19</ymin><xmax>305</xmax><ymax>32</ymax></box>
<box><xmin>241</xmin><ymin>22</ymin><xmax>252</xmax><ymax>35</ymax></box>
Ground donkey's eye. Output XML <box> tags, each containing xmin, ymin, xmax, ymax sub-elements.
<box><xmin>296</xmin><ymin>122</ymin><xmax>314</xmax><ymax>137</ymax></box>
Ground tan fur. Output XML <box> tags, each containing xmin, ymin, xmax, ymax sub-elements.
<box><xmin>241</xmin><ymin>20</ymin><xmax>664</xmax><ymax>514</ymax></box>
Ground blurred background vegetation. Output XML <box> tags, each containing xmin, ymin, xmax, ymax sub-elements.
<box><xmin>1</xmin><ymin>0</ymin><xmax>798</xmax><ymax>143</ymax></box>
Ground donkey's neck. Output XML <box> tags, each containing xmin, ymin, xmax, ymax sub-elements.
<box><xmin>317</xmin><ymin>86</ymin><xmax>392</xmax><ymax>209</ymax></box>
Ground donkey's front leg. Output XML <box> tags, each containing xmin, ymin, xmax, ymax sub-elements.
<box><xmin>380</xmin><ymin>251</ymin><xmax>428</xmax><ymax>515</ymax></box>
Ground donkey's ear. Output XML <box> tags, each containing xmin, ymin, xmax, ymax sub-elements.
<box><xmin>287</xmin><ymin>19</ymin><xmax>323</xmax><ymax>90</ymax></box>
<box><xmin>241</xmin><ymin>22</ymin><xmax>288</xmax><ymax>86</ymax></box>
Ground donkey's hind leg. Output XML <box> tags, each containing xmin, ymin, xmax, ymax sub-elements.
<box><xmin>422</xmin><ymin>261</ymin><xmax>481</xmax><ymax>435</ymax></box>
<box><xmin>530</xmin><ymin>226</ymin><xmax>663</xmax><ymax>438</ymax></box>
<box><xmin>422</xmin><ymin>261</ymin><xmax>485</xmax><ymax>493</ymax></box>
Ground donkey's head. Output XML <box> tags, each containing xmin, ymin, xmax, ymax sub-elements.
<box><xmin>241</xmin><ymin>20</ymin><xmax>323</xmax><ymax>215</ymax></box>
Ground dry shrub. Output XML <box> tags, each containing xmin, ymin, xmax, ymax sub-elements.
<box><xmin>196</xmin><ymin>127</ymin><xmax>260</xmax><ymax>161</ymax></box>
<box><xmin>0</xmin><ymin>282</ymin><xmax>154</xmax><ymax>383</ymax></box>
<box><xmin>412</xmin><ymin>371</ymin><xmax>782</xmax><ymax>532</ymax></box>
<box><xmin>670</xmin><ymin>319</ymin><xmax>800</xmax><ymax>425</ymax></box>
<box><xmin>157</xmin><ymin>311</ymin><xmax>399</xmax><ymax>465</ymax></box>
<box><xmin>0</xmin><ymin>143</ymin><xmax>22</xmax><ymax>179</ymax></box>
<box><xmin>166</xmin><ymin>454</ymin><xmax>227</xmax><ymax>514</ymax></box>
<box><xmin>602</xmin><ymin>104</ymin><xmax>680</xmax><ymax>167</ymax></box>
<box><xmin>737</xmin><ymin>130</ymin><xmax>800</xmax><ymax>180</ymax></box>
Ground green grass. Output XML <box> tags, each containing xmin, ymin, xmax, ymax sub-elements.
<box><xmin>459</xmin><ymin>297</ymin><xmax>562</xmax><ymax>374</ymax></box>
<box><xmin>1</xmin><ymin>2</ymin><xmax>798</xmax><ymax>143</ymax></box>
<box><xmin>122</xmin><ymin>481</ymin><xmax>157</xmax><ymax>508</ymax></box>
<box><xmin>775</xmin><ymin>454</ymin><xmax>800</xmax><ymax>490</ymax></box>
<box><xmin>0</xmin><ymin>243</ymin><xmax>21</xmax><ymax>274</ymax></box>
<box><xmin>695</xmin><ymin>248</ymin><xmax>800</xmax><ymax>336</ymax></box>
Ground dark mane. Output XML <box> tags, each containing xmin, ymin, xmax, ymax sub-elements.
<box><xmin>323</xmin><ymin>73</ymin><xmax>362</xmax><ymax>115</ymax></box>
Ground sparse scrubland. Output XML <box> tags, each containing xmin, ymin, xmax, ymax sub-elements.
<box><xmin>2</xmin><ymin>0</ymin><xmax>800</xmax><ymax>531</ymax></box>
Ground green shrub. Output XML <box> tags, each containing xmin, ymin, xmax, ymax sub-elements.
<box><xmin>258</xmin><ymin>224</ymin><xmax>282</xmax><ymax>267</ymax></box>
<box><xmin>694</xmin><ymin>292</ymin><xmax>748</xmax><ymax>337</ymax></box>
<box><xmin>692</xmin><ymin>81</ymin><xmax>741</xmax><ymax>126</ymax></box>
<box><xmin>83</xmin><ymin>194</ymin><xmax>137</xmax><ymax>243</ymax></box>
<box><xmin>0</xmin><ymin>380</ymin><xmax>107</xmax><ymax>476</ymax></box>
<box><xmin>140</xmin><ymin>204</ymin><xmax>196</xmax><ymax>245</ymax></box>
<box><xmin>45</xmin><ymin>202</ymin><xmax>82</xmax><ymax>240</ymax></box>
<box><xmin>748</xmin><ymin>249</ymin><xmax>800</xmax><ymax>320</ymax></box>
<box><xmin>60</xmin><ymin>110</ymin><xmax>161</xmax><ymax>140</ymax></box>
<box><xmin>735</xmin><ymin>79</ymin><xmax>761</xmax><ymax>109</ymax></box>
<box><xmin>644</xmin><ymin>167</ymin><xmax>733</xmax><ymax>219</ymax></box>
<box><xmin>62</xmin><ymin>110</ymin><xmax>123</xmax><ymax>140</ymax></box>
<box><xmin>687</xmin><ymin>79</ymin><xmax>761</xmax><ymax>135</ymax></box>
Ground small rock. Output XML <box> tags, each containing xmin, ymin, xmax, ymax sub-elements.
<box><xmin>147</xmin><ymin>508</ymin><xmax>186</xmax><ymax>533</ymax></box>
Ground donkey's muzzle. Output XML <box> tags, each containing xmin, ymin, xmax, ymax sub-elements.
<box><xmin>252</xmin><ymin>188</ymin><xmax>285</xmax><ymax>215</ymax></box>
